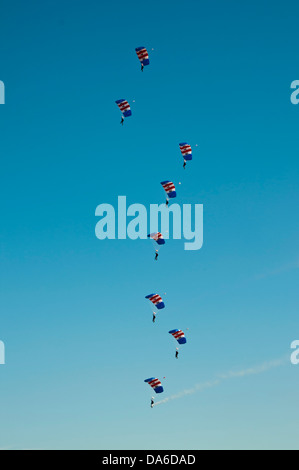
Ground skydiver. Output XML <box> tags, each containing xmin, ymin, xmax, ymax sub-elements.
<box><xmin>152</xmin><ymin>312</ymin><xmax>156</xmax><ymax>323</ymax></box>
<box><xmin>151</xmin><ymin>397</ymin><xmax>154</xmax><ymax>408</ymax></box>
<box><xmin>141</xmin><ymin>63</ymin><xmax>144</xmax><ymax>72</ymax></box>
<box><xmin>175</xmin><ymin>348</ymin><xmax>179</xmax><ymax>359</ymax></box>
<box><xmin>166</xmin><ymin>199</ymin><xmax>169</xmax><ymax>207</ymax></box>
<box><xmin>183</xmin><ymin>160</ymin><xmax>187</xmax><ymax>169</ymax></box>
<box><xmin>155</xmin><ymin>250</ymin><xmax>159</xmax><ymax>261</ymax></box>
<box><xmin>120</xmin><ymin>116</ymin><xmax>124</xmax><ymax>125</ymax></box>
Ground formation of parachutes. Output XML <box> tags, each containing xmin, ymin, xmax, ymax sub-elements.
<box><xmin>116</xmin><ymin>47</ymin><xmax>195</xmax><ymax>405</ymax></box>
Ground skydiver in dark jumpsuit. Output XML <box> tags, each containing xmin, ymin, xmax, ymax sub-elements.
<box><xmin>155</xmin><ymin>250</ymin><xmax>159</xmax><ymax>261</ymax></box>
<box><xmin>183</xmin><ymin>160</ymin><xmax>187</xmax><ymax>169</ymax></box>
<box><xmin>151</xmin><ymin>397</ymin><xmax>154</xmax><ymax>408</ymax></box>
<box><xmin>120</xmin><ymin>116</ymin><xmax>124</xmax><ymax>125</ymax></box>
<box><xmin>152</xmin><ymin>312</ymin><xmax>156</xmax><ymax>323</ymax></box>
<box><xmin>175</xmin><ymin>348</ymin><xmax>179</xmax><ymax>359</ymax></box>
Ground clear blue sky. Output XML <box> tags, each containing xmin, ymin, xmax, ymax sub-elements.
<box><xmin>0</xmin><ymin>0</ymin><xmax>299</xmax><ymax>450</ymax></box>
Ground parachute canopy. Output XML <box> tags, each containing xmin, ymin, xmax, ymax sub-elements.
<box><xmin>147</xmin><ymin>232</ymin><xmax>165</xmax><ymax>245</ymax></box>
<box><xmin>135</xmin><ymin>47</ymin><xmax>150</xmax><ymax>66</ymax></box>
<box><xmin>179</xmin><ymin>143</ymin><xmax>192</xmax><ymax>161</ymax></box>
<box><xmin>144</xmin><ymin>377</ymin><xmax>164</xmax><ymax>394</ymax></box>
<box><xmin>169</xmin><ymin>329</ymin><xmax>187</xmax><ymax>345</ymax></box>
<box><xmin>160</xmin><ymin>181</ymin><xmax>176</xmax><ymax>199</ymax></box>
<box><xmin>145</xmin><ymin>293</ymin><xmax>165</xmax><ymax>310</ymax></box>
<box><xmin>115</xmin><ymin>99</ymin><xmax>132</xmax><ymax>117</ymax></box>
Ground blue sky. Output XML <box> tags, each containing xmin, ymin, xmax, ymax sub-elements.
<box><xmin>0</xmin><ymin>0</ymin><xmax>299</xmax><ymax>450</ymax></box>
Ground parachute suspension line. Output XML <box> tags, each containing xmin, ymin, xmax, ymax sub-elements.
<box><xmin>150</xmin><ymin>238</ymin><xmax>159</xmax><ymax>253</ymax></box>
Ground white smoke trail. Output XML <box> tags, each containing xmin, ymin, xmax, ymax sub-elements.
<box><xmin>154</xmin><ymin>356</ymin><xmax>288</xmax><ymax>406</ymax></box>
<box><xmin>217</xmin><ymin>357</ymin><xmax>287</xmax><ymax>380</ymax></box>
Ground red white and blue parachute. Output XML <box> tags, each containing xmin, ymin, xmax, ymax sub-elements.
<box><xmin>115</xmin><ymin>99</ymin><xmax>132</xmax><ymax>117</ymax></box>
<box><xmin>169</xmin><ymin>329</ymin><xmax>187</xmax><ymax>345</ymax></box>
<box><xmin>147</xmin><ymin>232</ymin><xmax>165</xmax><ymax>246</ymax></box>
<box><xmin>179</xmin><ymin>143</ymin><xmax>192</xmax><ymax>161</ymax></box>
<box><xmin>145</xmin><ymin>293</ymin><xmax>165</xmax><ymax>310</ymax></box>
<box><xmin>160</xmin><ymin>181</ymin><xmax>176</xmax><ymax>199</ymax></box>
<box><xmin>135</xmin><ymin>47</ymin><xmax>150</xmax><ymax>67</ymax></box>
<box><xmin>144</xmin><ymin>377</ymin><xmax>164</xmax><ymax>394</ymax></box>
